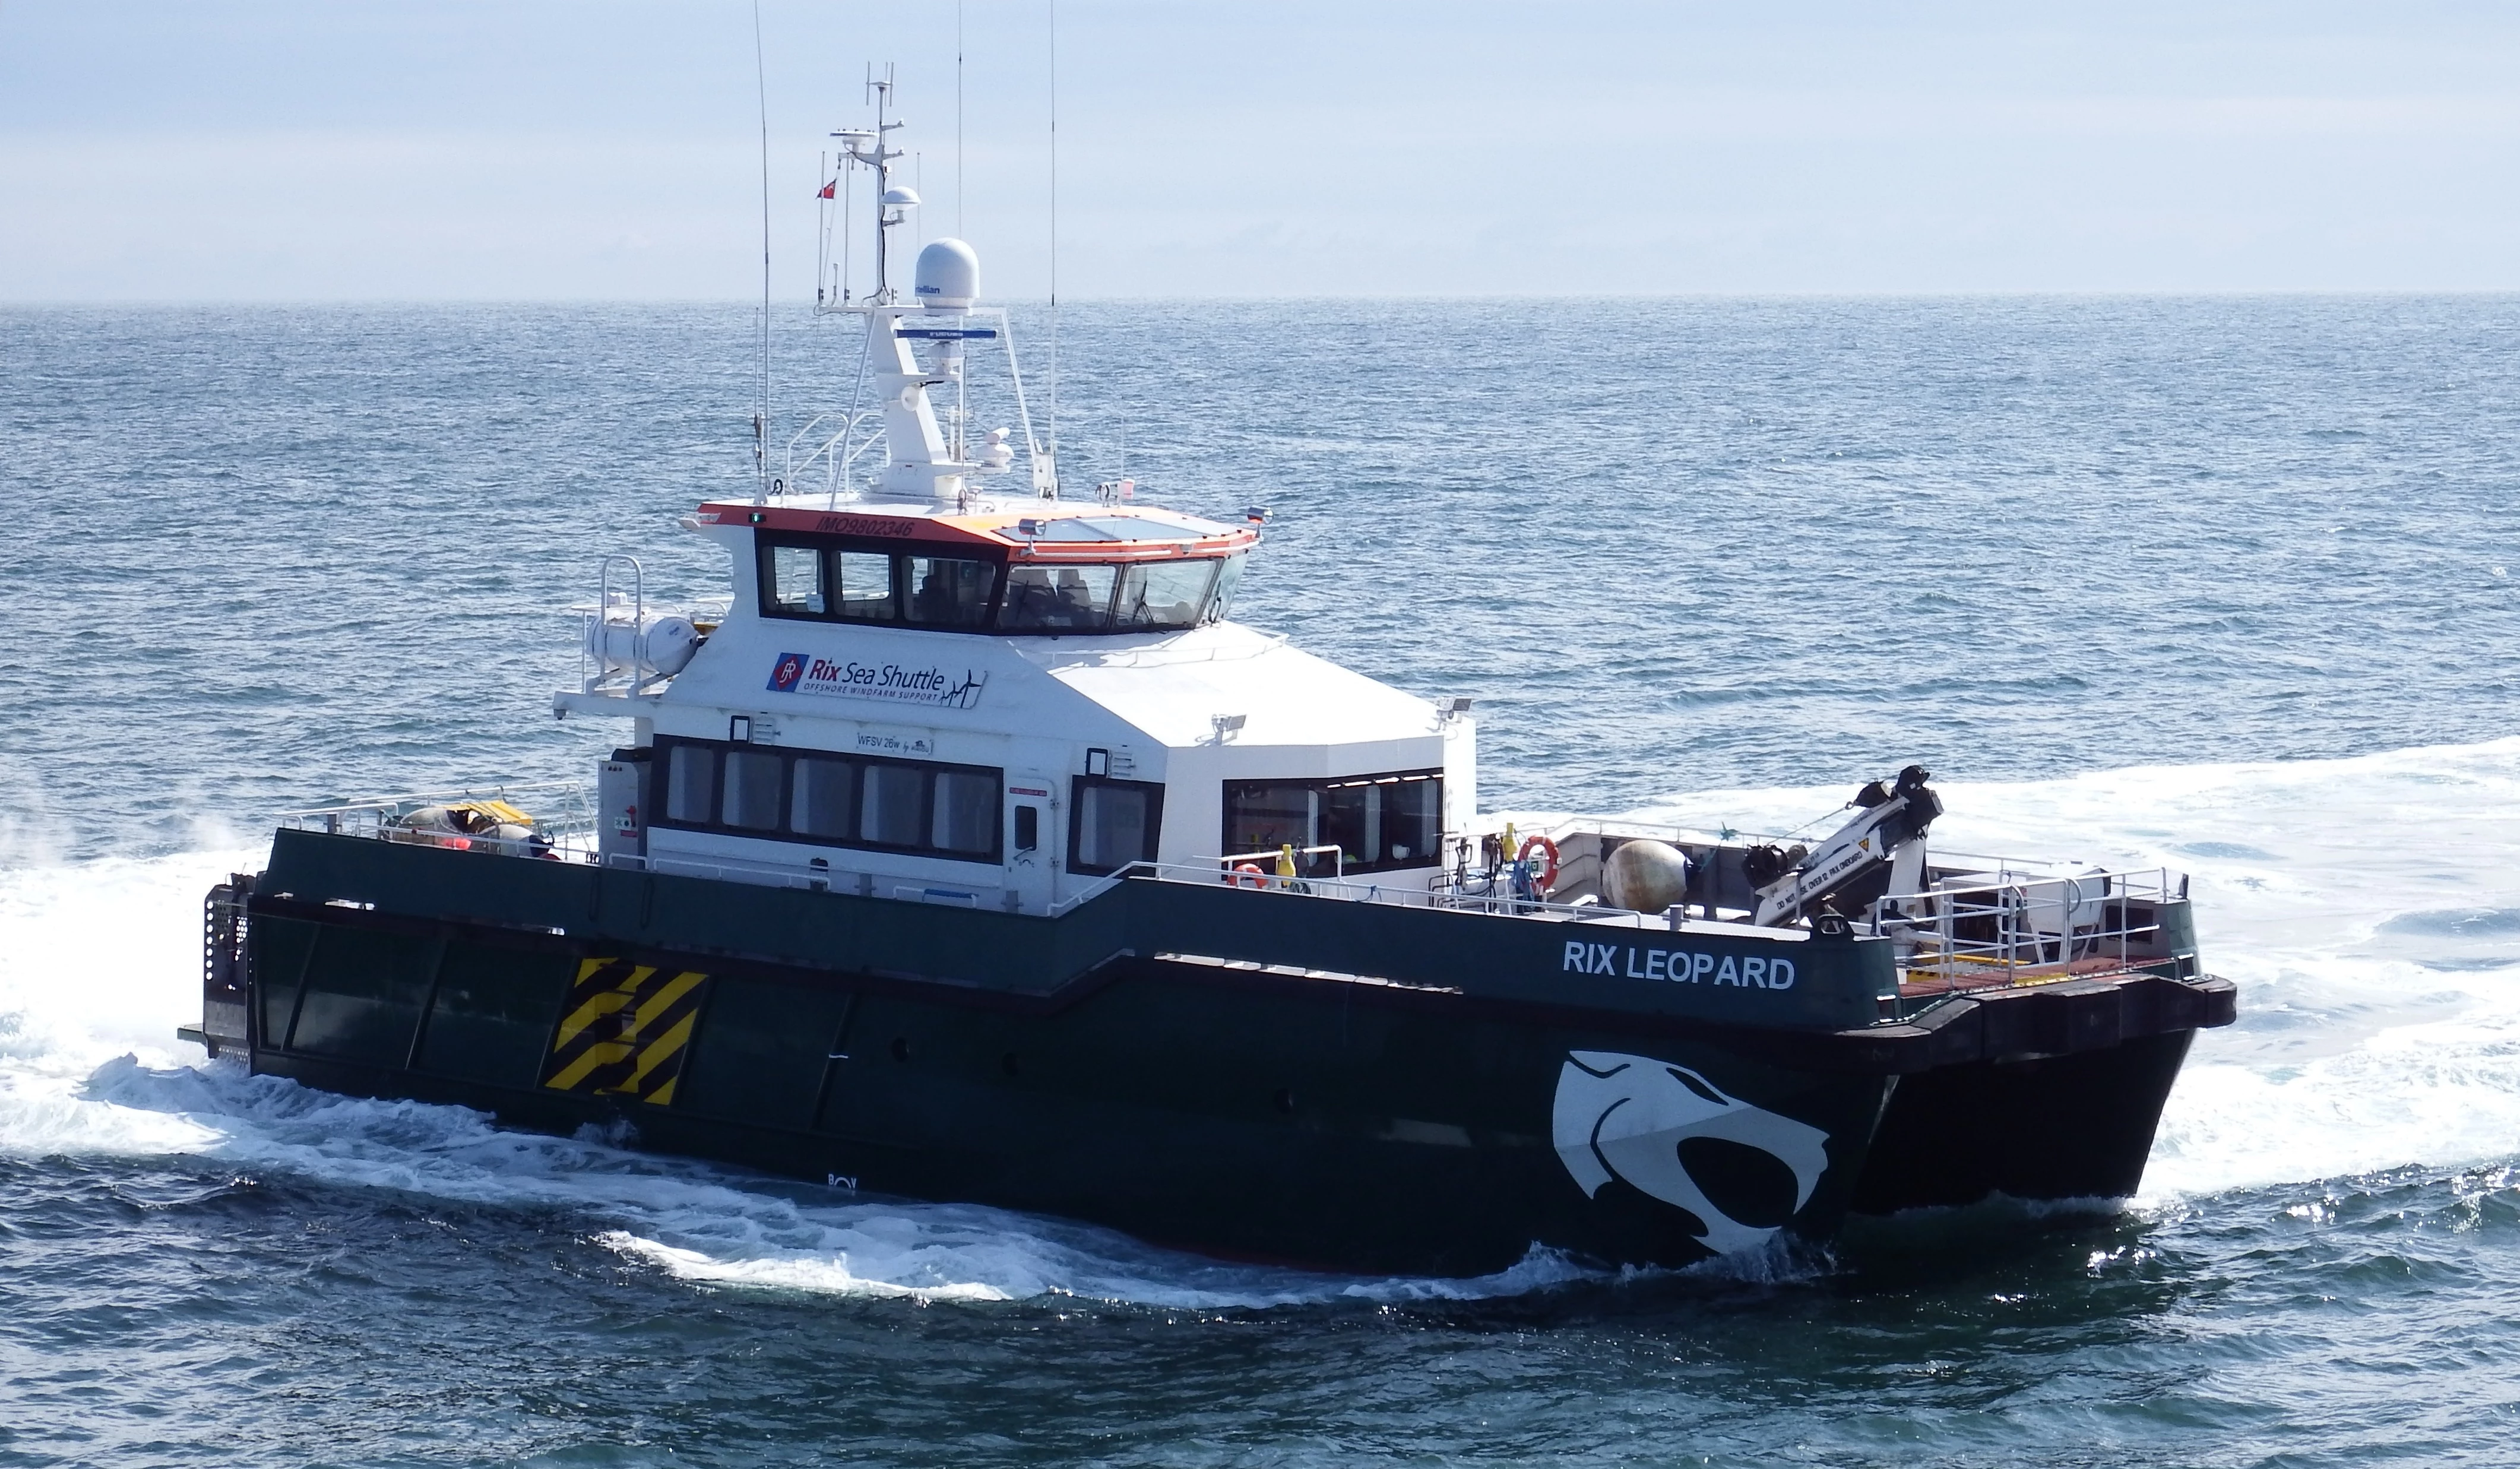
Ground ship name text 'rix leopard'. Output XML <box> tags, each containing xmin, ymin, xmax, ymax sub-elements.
<box><xmin>191</xmin><ymin>89</ymin><xmax>2233</xmax><ymax>1275</ymax></box>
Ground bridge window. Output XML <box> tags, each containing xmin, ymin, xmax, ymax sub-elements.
<box><xmin>767</xmin><ymin>545</ymin><xmax>824</xmax><ymax>615</ymax></box>
<box><xmin>757</xmin><ymin>533</ymin><xmax>1242</xmax><ymax>636</ymax></box>
<box><xmin>1000</xmin><ymin>563</ymin><xmax>1119</xmax><ymax>632</ymax></box>
<box><xmin>1114</xmin><ymin>560</ymin><xmax>1217</xmax><ymax>631</ymax></box>
<box><xmin>834</xmin><ymin>550</ymin><xmax>897</xmax><ymax>621</ymax></box>
<box><xmin>1223</xmin><ymin>770</ymin><xmax>1442</xmax><ymax>877</ymax></box>
<box><xmin>1071</xmin><ymin>776</ymin><xmax>1164</xmax><ymax>876</ymax></box>
<box><xmin>1208</xmin><ymin>556</ymin><xmax>1245</xmax><ymax>621</ymax></box>
<box><xmin>908</xmin><ymin>555</ymin><xmax>998</xmax><ymax>628</ymax></box>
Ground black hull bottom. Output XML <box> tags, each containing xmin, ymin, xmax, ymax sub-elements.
<box><xmin>247</xmin><ymin>986</ymin><xmax>1894</xmax><ymax>1278</ymax></box>
<box><xmin>1848</xmin><ymin>1030</ymin><xmax>2197</xmax><ymax>1214</ymax></box>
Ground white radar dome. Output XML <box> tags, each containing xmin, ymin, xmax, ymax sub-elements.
<box><xmin>914</xmin><ymin>238</ymin><xmax>980</xmax><ymax>309</ymax></box>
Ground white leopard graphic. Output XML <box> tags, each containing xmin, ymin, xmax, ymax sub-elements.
<box><xmin>1552</xmin><ymin>1050</ymin><xmax>1832</xmax><ymax>1255</ymax></box>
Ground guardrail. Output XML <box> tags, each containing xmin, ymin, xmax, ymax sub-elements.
<box><xmin>1864</xmin><ymin>866</ymin><xmax>2184</xmax><ymax>995</ymax></box>
<box><xmin>1047</xmin><ymin>856</ymin><xmax>1682</xmax><ymax>926</ymax></box>
<box><xmin>280</xmin><ymin>782</ymin><xmax>601</xmax><ymax>860</ymax></box>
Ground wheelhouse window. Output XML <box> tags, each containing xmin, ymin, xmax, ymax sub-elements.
<box><xmin>767</xmin><ymin>545</ymin><xmax>824</xmax><ymax>616</ymax></box>
<box><xmin>834</xmin><ymin>550</ymin><xmax>897</xmax><ymax>621</ymax></box>
<box><xmin>1071</xmin><ymin>777</ymin><xmax>1164</xmax><ymax>876</ymax></box>
<box><xmin>907</xmin><ymin>555</ymin><xmax>998</xmax><ymax>628</ymax></box>
<box><xmin>999</xmin><ymin>563</ymin><xmax>1119</xmax><ymax>632</ymax></box>
<box><xmin>1223</xmin><ymin>770</ymin><xmax>1442</xmax><ymax>877</ymax></box>
<box><xmin>1114</xmin><ymin>560</ymin><xmax>1217</xmax><ymax>631</ymax></box>
<box><xmin>756</xmin><ymin>532</ymin><xmax>1242</xmax><ymax>636</ymax></box>
<box><xmin>650</xmin><ymin>736</ymin><xmax>1003</xmax><ymax>864</ymax></box>
<box><xmin>1208</xmin><ymin>555</ymin><xmax>1246</xmax><ymax>621</ymax></box>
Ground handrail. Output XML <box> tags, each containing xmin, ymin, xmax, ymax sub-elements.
<box><xmin>1864</xmin><ymin>866</ymin><xmax>2183</xmax><ymax>999</ymax></box>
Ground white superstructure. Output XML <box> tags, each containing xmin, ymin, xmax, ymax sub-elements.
<box><xmin>556</xmin><ymin>98</ymin><xmax>1471</xmax><ymax>914</ymax></box>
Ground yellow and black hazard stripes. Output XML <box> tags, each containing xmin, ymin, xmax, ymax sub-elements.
<box><xmin>542</xmin><ymin>957</ymin><xmax>708</xmax><ymax>1105</ymax></box>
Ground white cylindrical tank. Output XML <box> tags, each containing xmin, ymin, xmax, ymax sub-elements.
<box><xmin>1602</xmin><ymin>839</ymin><xmax>1693</xmax><ymax>915</ymax></box>
<box><xmin>914</xmin><ymin>238</ymin><xmax>980</xmax><ymax>309</ymax></box>
<box><xmin>585</xmin><ymin>613</ymin><xmax>700</xmax><ymax>679</ymax></box>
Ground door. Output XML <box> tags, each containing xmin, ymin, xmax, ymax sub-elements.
<box><xmin>1003</xmin><ymin>774</ymin><xmax>1059</xmax><ymax>914</ymax></box>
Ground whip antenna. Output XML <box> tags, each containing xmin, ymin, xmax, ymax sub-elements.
<box><xmin>1047</xmin><ymin>0</ymin><xmax>1058</xmax><ymax>479</ymax></box>
<box><xmin>752</xmin><ymin>0</ymin><xmax>774</xmax><ymax>502</ymax></box>
<box><xmin>957</xmin><ymin>0</ymin><xmax>966</xmax><ymax>239</ymax></box>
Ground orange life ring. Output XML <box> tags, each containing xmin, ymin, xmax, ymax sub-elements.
<box><xmin>1230</xmin><ymin>862</ymin><xmax>1266</xmax><ymax>889</ymax></box>
<box><xmin>1517</xmin><ymin>834</ymin><xmax>1560</xmax><ymax>891</ymax></box>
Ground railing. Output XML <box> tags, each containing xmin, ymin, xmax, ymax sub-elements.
<box><xmin>1218</xmin><ymin>844</ymin><xmax>1346</xmax><ymax>881</ymax></box>
<box><xmin>1046</xmin><ymin>856</ymin><xmax>1691</xmax><ymax>927</ymax></box>
<box><xmin>280</xmin><ymin>782</ymin><xmax>601</xmax><ymax>861</ymax></box>
<box><xmin>1525</xmin><ymin>811</ymin><xmax>2128</xmax><ymax>891</ymax></box>
<box><xmin>1865</xmin><ymin>866</ymin><xmax>2184</xmax><ymax>996</ymax></box>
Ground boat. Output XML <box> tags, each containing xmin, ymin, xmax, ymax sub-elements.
<box><xmin>185</xmin><ymin>93</ymin><xmax>2233</xmax><ymax>1276</ymax></box>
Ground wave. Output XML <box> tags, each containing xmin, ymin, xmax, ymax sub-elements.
<box><xmin>3</xmin><ymin>736</ymin><xmax>2515</xmax><ymax>1299</ymax></box>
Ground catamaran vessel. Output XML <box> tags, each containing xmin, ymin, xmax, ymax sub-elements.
<box><xmin>188</xmin><ymin>100</ymin><xmax>2232</xmax><ymax>1275</ymax></box>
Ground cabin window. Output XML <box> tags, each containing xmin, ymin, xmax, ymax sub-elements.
<box><xmin>650</xmin><ymin>736</ymin><xmax>1003</xmax><ymax>863</ymax></box>
<box><xmin>861</xmin><ymin>764</ymin><xmax>927</xmax><ymax>847</ymax></box>
<box><xmin>666</xmin><ymin>745</ymin><xmax>717</xmax><ymax>824</ymax></box>
<box><xmin>907</xmin><ymin>556</ymin><xmax>998</xmax><ymax>628</ymax></box>
<box><xmin>1113</xmin><ymin>560</ymin><xmax>1217</xmax><ymax>631</ymax></box>
<box><xmin>721</xmin><ymin>749</ymin><xmax>784</xmax><ymax>831</ymax></box>
<box><xmin>932</xmin><ymin>771</ymin><xmax>998</xmax><ymax>854</ymax></box>
<box><xmin>790</xmin><ymin>756</ymin><xmax>855</xmax><ymax>838</ymax></box>
<box><xmin>834</xmin><ymin>550</ymin><xmax>898</xmax><ymax>621</ymax></box>
<box><xmin>766</xmin><ymin>544</ymin><xmax>824</xmax><ymax>615</ymax></box>
<box><xmin>1071</xmin><ymin>777</ymin><xmax>1164</xmax><ymax>876</ymax></box>
<box><xmin>1223</xmin><ymin>770</ymin><xmax>1442</xmax><ymax>877</ymax></box>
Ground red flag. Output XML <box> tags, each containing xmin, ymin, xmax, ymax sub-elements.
<box><xmin>816</xmin><ymin>181</ymin><xmax>836</xmax><ymax>200</ymax></box>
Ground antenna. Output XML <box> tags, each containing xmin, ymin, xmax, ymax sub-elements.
<box><xmin>863</xmin><ymin>63</ymin><xmax>910</xmax><ymax>300</ymax></box>
<box><xmin>956</xmin><ymin>0</ymin><xmax>966</xmax><ymax>239</ymax></box>
<box><xmin>1047</xmin><ymin>0</ymin><xmax>1059</xmax><ymax>485</ymax></box>
<box><xmin>752</xmin><ymin>0</ymin><xmax>773</xmax><ymax>502</ymax></box>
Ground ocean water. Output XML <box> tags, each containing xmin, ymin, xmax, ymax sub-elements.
<box><xmin>3</xmin><ymin>297</ymin><xmax>2519</xmax><ymax>1465</ymax></box>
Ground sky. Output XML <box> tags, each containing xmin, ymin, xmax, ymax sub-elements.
<box><xmin>3</xmin><ymin>1</ymin><xmax>2518</xmax><ymax>299</ymax></box>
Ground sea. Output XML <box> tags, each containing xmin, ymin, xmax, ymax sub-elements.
<box><xmin>3</xmin><ymin>296</ymin><xmax>2518</xmax><ymax>1466</ymax></box>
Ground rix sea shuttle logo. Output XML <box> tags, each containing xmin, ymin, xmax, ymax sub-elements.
<box><xmin>768</xmin><ymin>653</ymin><xmax>808</xmax><ymax>692</ymax></box>
<box><xmin>1552</xmin><ymin>1051</ymin><xmax>1831</xmax><ymax>1256</ymax></box>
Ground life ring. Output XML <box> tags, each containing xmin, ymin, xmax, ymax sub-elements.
<box><xmin>1230</xmin><ymin>862</ymin><xmax>1266</xmax><ymax>889</ymax></box>
<box><xmin>1517</xmin><ymin>834</ymin><xmax>1560</xmax><ymax>892</ymax></box>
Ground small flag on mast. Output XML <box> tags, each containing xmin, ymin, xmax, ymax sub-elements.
<box><xmin>816</xmin><ymin>181</ymin><xmax>837</xmax><ymax>200</ymax></box>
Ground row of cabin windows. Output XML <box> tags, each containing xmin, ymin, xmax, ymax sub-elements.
<box><xmin>652</xmin><ymin>736</ymin><xmax>1167</xmax><ymax>876</ymax></box>
<box><xmin>1223</xmin><ymin>771</ymin><xmax>1444</xmax><ymax>878</ymax></box>
<box><xmin>760</xmin><ymin>539</ymin><xmax>1243</xmax><ymax>635</ymax></box>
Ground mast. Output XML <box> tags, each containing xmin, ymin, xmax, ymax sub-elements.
<box><xmin>813</xmin><ymin>67</ymin><xmax>1050</xmax><ymax>505</ymax></box>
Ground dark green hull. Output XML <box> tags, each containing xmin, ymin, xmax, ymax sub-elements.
<box><xmin>210</xmin><ymin>830</ymin><xmax>2234</xmax><ymax>1274</ymax></box>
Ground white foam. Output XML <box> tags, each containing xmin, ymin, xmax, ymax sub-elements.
<box><xmin>1629</xmin><ymin>735</ymin><xmax>2520</xmax><ymax>1199</ymax></box>
<box><xmin>2</xmin><ymin>740</ymin><xmax>2512</xmax><ymax>1297</ymax></box>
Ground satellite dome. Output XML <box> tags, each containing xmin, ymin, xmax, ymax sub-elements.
<box><xmin>914</xmin><ymin>238</ymin><xmax>980</xmax><ymax>309</ymax></box>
